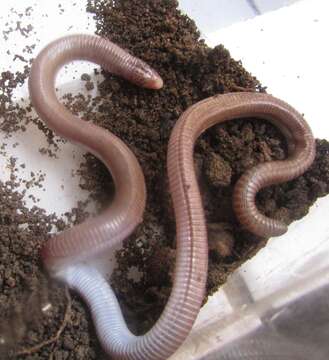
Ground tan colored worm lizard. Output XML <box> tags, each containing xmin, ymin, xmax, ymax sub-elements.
<box><xmin>29</xmin><ymin>34</ymin><xmax>315</xmax><ymax>359</ymax></box>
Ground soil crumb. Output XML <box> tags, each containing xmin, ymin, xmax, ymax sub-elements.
<box><xmin>0</xmin><ymin>0</ymin><xmax>328</xmax><ymax>359</ymax></box>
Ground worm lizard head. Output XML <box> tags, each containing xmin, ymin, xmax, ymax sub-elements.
<box><xmin>132</xmin><ymin>58</ymin><xmax>163</xmax><ymax>90</ymax></box>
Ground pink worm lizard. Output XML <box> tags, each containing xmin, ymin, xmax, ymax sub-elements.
<box><xmin>28</xmin><ymin>34</ymin><xmax>315</xmax><ymax>359</ymax></box>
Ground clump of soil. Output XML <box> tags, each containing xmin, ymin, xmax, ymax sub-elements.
<box><xmin>0</xmin><ymin>158</ymin><xmax>101</xmax><ymax>359</ymax></box>
<box><xmin>0</xmin><ymin>0</ymin><xmax>329</xmax><ymax>358</ymax></box>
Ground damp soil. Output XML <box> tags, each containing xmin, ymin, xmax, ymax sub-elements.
<box><xmin>1</xmin><ymin>0</ymin><xmax>329</xmax><ymax>359</ymax></box>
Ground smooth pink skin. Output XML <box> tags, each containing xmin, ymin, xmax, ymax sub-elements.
<box><xmin>29</xmin><ymin>34</ymin><xmax>315</xmax><ymax>360</ymax></box>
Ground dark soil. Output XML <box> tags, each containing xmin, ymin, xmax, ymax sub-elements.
<box><xmin>0</xmin><ymin>0</ymin><xmax>329</xmax><ymax>359</ymax></box>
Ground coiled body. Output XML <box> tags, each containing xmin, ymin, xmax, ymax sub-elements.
<box><xmin>29</xmin><ymin>34</ymin><xmax>315</xmax><ymax>360</ymax></box>
<box><xmin>183</xmin><ymin>93</ymin><xmax>315</xmax><ymax>237</ymax></box>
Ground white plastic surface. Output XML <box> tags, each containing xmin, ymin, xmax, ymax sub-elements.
<box><xmin>0</xmin><ymin>0</ymin><xmax>328</xmax><ymax>359</ymax></box>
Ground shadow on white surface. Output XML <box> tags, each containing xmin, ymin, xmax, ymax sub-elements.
<box><xmin>178</xmin><ymin>0</ymin><xmax>301</xmax><ymax>34</ymax></box>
